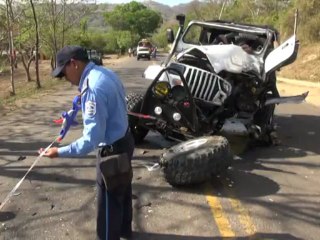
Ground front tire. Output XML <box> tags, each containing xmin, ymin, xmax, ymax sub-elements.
<box><xmin>160</xmin><ymin>136</ymin><xmax>232</xmax><ymax>186</ymax></box>
<box><xmin>126</xmin><ymin>93</ymin><xmax>149</xmax><ymax>144</ymax></box>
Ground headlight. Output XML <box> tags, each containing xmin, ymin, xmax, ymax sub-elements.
<box><xmin>153</xmin><ymin>81</ymin><xmax>171</xmax><ymax>98</ymax></box>
<box><xmin>173</xmin><ymin>112</ymin><xmax>181</xmax><ymax>121</ymax></box>
<box><xmin>154</xmin><ymin>106</ymin><xmax>162</xmax><ymax>115</ymax></box>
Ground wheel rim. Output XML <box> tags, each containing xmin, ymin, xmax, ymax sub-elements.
<box><xmin>173</xmin><ymin>138</ymin><xmax>208</xmax><ymax>152</ymax></box>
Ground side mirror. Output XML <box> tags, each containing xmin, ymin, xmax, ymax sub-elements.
<box><xmin>167</xmin><ymin>28</ymin><xmax>174</xmax><ymax>43</ymax></box>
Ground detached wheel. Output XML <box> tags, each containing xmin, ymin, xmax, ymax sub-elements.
<box><xmin>160</xmin><ymin>136</ymin><xmax>232</xmax><ymax>186</ymax></box>
<box><xmin>126</xmin><ymin>93</ymin><xmax>149</xmax><ymax>144</ymax></box>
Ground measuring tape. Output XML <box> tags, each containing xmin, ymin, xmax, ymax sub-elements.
<box><xmin>0</xmin><ymin>137</ymin><xmax>58</xmax><ymax>211</ymax></box>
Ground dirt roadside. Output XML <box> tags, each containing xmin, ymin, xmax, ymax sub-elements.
<box><xmin>0</xmin><ymin>55</ymin><xmax>125</xmax><ymax>114</ymax></box>
<box><xmin>277</xmin><ymin>78</ymin><xmax>320</xmax><ymax>108</ymax></box>
<box><xmin>0</xmin><ymin>54</ymin><xmax>123</xmax><ymax>97</ymax></box>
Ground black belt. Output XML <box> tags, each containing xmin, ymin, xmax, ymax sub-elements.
<box><xmin>100</xmin><ymin>128</ymin><xmax>130</xmax><ymax>156</ymax></box>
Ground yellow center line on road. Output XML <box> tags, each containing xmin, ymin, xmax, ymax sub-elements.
<box><xmin>204</xmin><ymin>137</ymin><xmax>257</xmax><ymax>238</ymax></box>
<box><xmin>225</xmin><ymin>138</ymin><xmax>256</xmax><ymax>235</ymax></box>
<box><xmin>205</xmin><ymin>180</ymin><xmax>257</xmax><ymax>238</ymax></box>
<box><xmin>205</xmin><ymin>183</ymin><xmax>235</xmax><ymax>238</ymax></box>
<box><xmin>227</xmin><ymin>192</ymin><xmax>257</xmax><ymax>236</ymax></box>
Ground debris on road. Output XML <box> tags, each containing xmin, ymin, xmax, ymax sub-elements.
<box><xmin>134</xmin><ymin>202</ymin><xmax>151</xmax><ymax>209</ymax></box>
<box><xmin>17</xmin><ymin>156</ymin><xmax>26</xmax><ymax>161</ymax></box>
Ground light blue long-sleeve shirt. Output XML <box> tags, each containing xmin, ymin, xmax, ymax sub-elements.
<box><xmin>58</xmin><ymin>62</ymin><xmax>128</xmax><ymax>157</ymax></box>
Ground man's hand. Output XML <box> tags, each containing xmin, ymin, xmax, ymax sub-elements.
<box><xmin>38</xmin><ymin>147</ymin><xmax>59</xmax><ymax>158</ymax></box>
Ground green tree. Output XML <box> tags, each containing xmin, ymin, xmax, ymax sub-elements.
<box><xmin>151</xmin><ymin>21</ymin><xmax>178</xmax><ymax>49</ymax></box>
<box><xmin>291</xmin><ymin>0</ymin><xmax>320</xmax><ymax>42</ymax></box>
<box><xmin>0</xmin><ymin>8</ymin><xmax>7</xmax><ymax>44</ymax></box>
<box><xmin>90</xmin><ymin>33</ymin><xmax>107</xmax><ymax>53</ymax></box>
<box><xmin>116</xmin><ymin>30</ymin><xmax>132</xmax><ymax>54</ymax></box>
<box><xmin>104</xmin><ymin>1</ymin><xmax>162</xmax><ymax>39</ymax></box>
<box><xmin>36</xmin><ymin>0</ymin><xmax>94</xmax><ymax>69</ymax></box>
<box><xmin>151</xmin><ymin>27</ymin><xmax>169</xmax><ymax>49</ymax></box>
<box><xmin>104</xmin><ymin>31</ymin><xmax>118</xmax><ymax>53</ymax></box>
<box><xmin>15</xmin><ymin>6</ymin><xmax>36</xmax><ymax>83</ymax></box>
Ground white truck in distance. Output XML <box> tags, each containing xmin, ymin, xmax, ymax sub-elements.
<box><xmin>136</xmin><ymin>39</ymin><xmax>152</xmax><ymax>61</ymax></box>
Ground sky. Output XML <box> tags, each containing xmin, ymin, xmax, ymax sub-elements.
<box><xmin>97</xmin><ymin>0</ymin><xmax>194</xmax><ymax>7</ymax></box>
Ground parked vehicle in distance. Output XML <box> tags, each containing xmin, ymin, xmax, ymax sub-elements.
<box><xmin>136</xmin><ymin>39</ymin><xmax>152</xmax><ymax>60</ymax></box>
<box><xmin>87</xmin><ymin>49</ymin><xmax>103</xmax><ymax>65</ymax></box>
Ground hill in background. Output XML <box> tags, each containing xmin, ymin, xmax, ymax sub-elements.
<box><xmin>87</xmin><ymin>0</ymin><xmax>203</xmax><ymax>30</ymax></box>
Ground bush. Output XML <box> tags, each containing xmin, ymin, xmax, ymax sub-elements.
<box><xmin>300</xmin><ymin>15</ymin><xmax>320</xmax><ymax>42</ymax></box>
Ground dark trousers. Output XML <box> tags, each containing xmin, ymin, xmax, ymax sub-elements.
<box><xmin>96</xmin><ymin>130</ymin><xmax>135</xmax><ymax>240</ymax></box>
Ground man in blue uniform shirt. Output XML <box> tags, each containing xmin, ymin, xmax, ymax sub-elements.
<box><xmin>40</xmin><ymin>46</ymin><xmax>134</xmax><ymax>240</ymax></box>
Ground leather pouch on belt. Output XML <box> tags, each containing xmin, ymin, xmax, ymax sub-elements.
<box><xmin>99</xmin><ymin>153</ymin><xmax>133</xmax><ymax>191</ymax></box>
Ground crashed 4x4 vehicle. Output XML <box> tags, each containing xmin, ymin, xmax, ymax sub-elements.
<box><xmin>126</xmin><ymin>14</ymin><xmax>308</xmax><ymax>186</ymax></box>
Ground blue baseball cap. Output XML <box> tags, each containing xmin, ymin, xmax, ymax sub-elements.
<box><xmin>52</xmin><ymin>45</ymin><xmax>88</xmax><ymax>78</ymax></box>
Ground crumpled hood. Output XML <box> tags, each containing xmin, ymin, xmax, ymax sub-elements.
<box><xmin>176</xmin><ymin>44</ymin><xmax>262</xmax><ymax>74</ymax></box>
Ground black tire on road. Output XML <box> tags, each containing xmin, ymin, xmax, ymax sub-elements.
<box><xmin>126</xmin><ymin>93</ymin><xmax>149</xmax><ymax>144</ymax></box>
<box><xmin>160</xmin><ymin>136</ymin><xmax>232</xmax><ymax>186</ymax></box>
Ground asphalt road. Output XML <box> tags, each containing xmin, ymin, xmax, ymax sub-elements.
<box><xmin>0</xmin><ymin>54</ymin><xmax>319</xmax><ymax>240</ymax></box>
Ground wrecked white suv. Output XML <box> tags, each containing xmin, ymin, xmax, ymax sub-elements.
<box><xmin>126</xmin><ymin>13</ymin><xmax>308</xmax><ymax>186</ymax></box>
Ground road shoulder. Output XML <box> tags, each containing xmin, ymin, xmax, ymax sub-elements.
<box><xmin>277</xmin><ymin>77</ymin><xmax>320</xmax><ymax>108</ymax></box>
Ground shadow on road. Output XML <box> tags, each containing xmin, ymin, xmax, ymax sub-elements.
<box><xmin>0</xmin><ymin>211</ymin><xmax>15</xmax><ymax>222</ymax></box>
<box><xmin>134</xmin><ymin>113</ymin><xmax>320</xmax><ymax>157</ymax></box>
<box><xmin>0</xmin><ymin>163</ymin><xmax>96</xmax><ymax>186</ymax></box>
<box><xmin>132</xmin><ymin>154</ymin><xmax>280</xmax><ymax>199</ymax></box>
<box><xmin>265</xmin><ymin>114</ymin><xmax>320</xmax><ymax>156</ymax></box>
<box><xmin>132</xmin><ymin>232</ymin><xmax>303</xmax><ymax>240</ymax></box>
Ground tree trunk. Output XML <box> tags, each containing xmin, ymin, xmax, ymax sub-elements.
<box><xmin>51</xmin><ymin>0</ymin><xmax>58</xmax><ymax>69</ymax></box>
<box><xmin>6</xmin><ymin>0</ymin><xmax>15</xmax><ymax>95</ymax></box>
<box><xmin>62</xmin><ymin>0</ymin><xmax>66</xmax><ymax>47</ymax></box>
<box><xmin>20</xmin><ymin>52</ymin><xmax>32</xmax><ymax>82</ymax></box>
<box><xmin>30</xmin><ymin>0</ymin><xmax>41</xmax><ymax>88</ymax></box>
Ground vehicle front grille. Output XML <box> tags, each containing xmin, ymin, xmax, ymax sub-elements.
<box><xmin>181</xmin><ymin>64</ymin><xmax>232</xmax><ymax>106</ymax></box>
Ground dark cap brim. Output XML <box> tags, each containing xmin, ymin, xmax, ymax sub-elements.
<box><xmin>52</xmin><ymin>64</ymin><xmax>65</xmax><ymax>78</ymax></box>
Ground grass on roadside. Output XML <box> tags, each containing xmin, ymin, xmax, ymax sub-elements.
<box><xmin>0</xmin><ymin>77</ymin><xmax>67</xmax><ymax>114</ymax></box>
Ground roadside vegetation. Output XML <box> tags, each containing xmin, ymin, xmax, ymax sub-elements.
<box><xmin>0</xmin><ymin>0</ymin><xmax>319</xmax><ymax>111</ymax></box>
<box><xmin>182</xmin><ymin>0</ymin><xmax>320</xmax><ymax>82</ymax></box>
<box><xmin>0</xmin><ymin>77</ymin><xmax>67</xmax><ymax>114</ymax></box>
